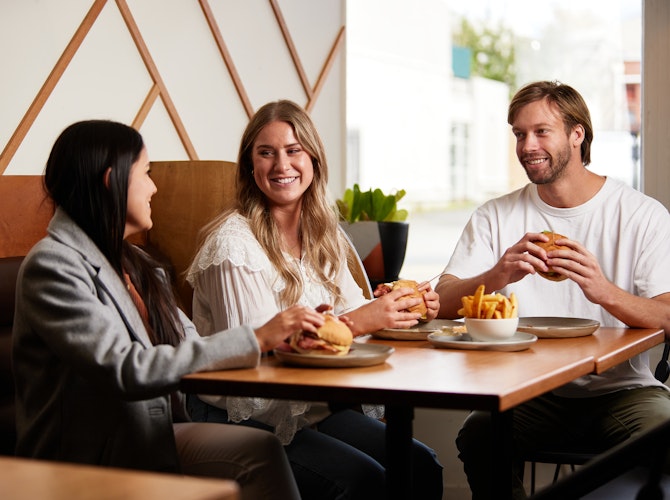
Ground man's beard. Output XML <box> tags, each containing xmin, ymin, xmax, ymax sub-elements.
<box><xmin>522</xmin><ymin>143</ymin><xmax>571</xmax><ymax>185</ymax></box>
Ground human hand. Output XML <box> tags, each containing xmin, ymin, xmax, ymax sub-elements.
<box><xmin>312</xmin><ymin>303</ymin><xmax>355</xmax><ymax>333</ymax></box>
<box><xmin>369</xmin><ymin>286</ymin><xmax>423</xmax><ymax>330</ymax></box>
<box><xmin>541</xmin><ymin>236</ymin><xmax>612</xmax><ymax>303</ymax></box>
<box><xmin>254</xmin><ymin>305</ymin><xmax>326</xmax><ymax>352</ymax></box>
<box><xmin>486</xmin><ymin>232</ymin><xmax>556</xmax><ymax>289</ymax></box>
<box><xmin>417</xmin><ymin>281</ymin><xmax>440</xmax><ymax>321</ymax></box>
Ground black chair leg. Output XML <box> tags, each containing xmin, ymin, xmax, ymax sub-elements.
<box><xmin>552</xmin><ymin>463</ymin><xmax>561</xmax><ymax>483</ymax></box>
<box><xmin>531</xmin><ymin>461</ymin><xmax>537</xmax><ymax>495</ymax></box>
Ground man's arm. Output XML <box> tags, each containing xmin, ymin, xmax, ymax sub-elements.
<box><xmin>604</xmin><ymin>289</ymin><xmax>670</xmax><ymax>336</ymax></box>
<box><xmin>436</xmin><ymin>232</ymin><xmax>552</xmax><ymax>319</ymax></box>
<box><xmin>546</xmin><ymin>237</ymin><xmax>670</xmax><ymax>336</ymax></box>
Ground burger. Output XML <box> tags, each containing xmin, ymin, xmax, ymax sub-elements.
<box><xmin>288</xmin><ymin>314</ymin><xmax>353</xmax><ymax>356</ymax></box>
<box><xmin>535</xmin><ymin>231</ymin><xmax>569</xmax><ymax>282</ymax></box>
<box><xmin>374</xmin><ymin>279</ymin><xmax>428</xmax><ymax>320</ymax></box>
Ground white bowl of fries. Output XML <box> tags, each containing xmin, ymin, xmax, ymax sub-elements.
<box><xmin>459</xmin><ymin>284</ymin><xmax>519</xmax><ymax>341</ymax></box>
<box><xmin>465</xmin><ymin>317</ymin><xmax>519</xmax><ymax>342</ymax></box>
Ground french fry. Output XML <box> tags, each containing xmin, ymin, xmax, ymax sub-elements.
<box><xmin>510</xmin><ymin>293</ymin><xmax>518</xmax><ymax>318</ymax></box>
<box><xmin>459</xmin><ymin>286</ymin><xmax>519</xmax><ymax>319</ymax></box>
<box><xmin>459</xmin><ymin>296</ymin><xmax>472</xmax><ymax>318</ymax></box>
<box><xmin>503</xmin><ymin>297</ymin><xmax>512</xmax><ymax>318</ymax></box>
<box><xmin>472</xmin><ymin>285</ymin><xmax>485</xmax><ymax>319</ymax></box>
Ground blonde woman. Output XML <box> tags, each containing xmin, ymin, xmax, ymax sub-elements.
<box><xmin>187</xmin><ymin>100</ymin><xmax>443</xmax><ymax>499</ymax></box>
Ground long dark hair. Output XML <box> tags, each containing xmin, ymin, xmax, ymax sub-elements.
<box><xmin>44</xmin><ymin>120</ymin><xmax>184</xmax><ymax>346</ymax></box>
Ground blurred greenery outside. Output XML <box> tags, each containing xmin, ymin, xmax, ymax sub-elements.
<box><xmin>453</xmin><ymin>18</ymin><xmax>517</xmax><ymax>93</ymax></box>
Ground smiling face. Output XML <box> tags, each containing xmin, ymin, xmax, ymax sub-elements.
<box><xmin>251</xmin><ymin>120</ymin><xmax>314</xmax><ymax>211</ymax></box>
<box><xmin>124</xmin><ymin>147</ymin><xmax>156</xmax><ymax>238</ymax></box>
<box><xmin>511</xmin><ymin>98</ymin><xmax>583</xmax><ymax>185</ymax></box>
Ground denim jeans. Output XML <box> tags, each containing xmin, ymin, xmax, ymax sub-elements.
<box><xmin>188</xmin><ymin>395</ymin><xmax>444</xmax><ymax>500</ymax></box>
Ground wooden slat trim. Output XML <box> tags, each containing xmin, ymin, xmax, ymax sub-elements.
<box><xmin>116</xmin><ymin>0</ymin><xmax>198</xmax><ymax>159</ymax></box>
<box><xmin>132</xmin><ymin>84</ymin><xmax>161</xmax><ymax>129</ymax></box>
<box><xmin>306</xmin><ymin>26</ymin><xmax>345</xmax><ymax>112</ymax></box>
<box><xmin>199</xmin><ymin>0</ymin><xmax>254</xmax><ymax>118</ymax></box>
<box><xmin>269</xmin><ymin>0</ymin><xmax>313</xmax><ymax>100</ymax></box>
<box><xmin>0</xmin><ymin>0</ymin><xmax>107</xmax><ymax>175</ymax></box>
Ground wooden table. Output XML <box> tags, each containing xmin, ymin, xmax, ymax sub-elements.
<box><xmin>181</xmin><ymin>327</ymin><xmax>663</xmax><ymax>500</ymax></box>
<box><xmin>0</xmin><ymin>456</ymin><xmax>239</xmax><ymax>499</ymax></box>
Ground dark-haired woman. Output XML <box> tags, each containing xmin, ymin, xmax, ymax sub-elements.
<box><xmin>11</xmin><ymin>119</ymin><xmax>324</xmax><ymax>500</ymax></box>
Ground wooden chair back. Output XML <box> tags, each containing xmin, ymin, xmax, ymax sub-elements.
<box><xmin>342</xmin><ymin>229</ymin><xmax>373</xmax><ymax>300</ymax></box>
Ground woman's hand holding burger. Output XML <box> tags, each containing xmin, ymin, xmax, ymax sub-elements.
<box><xmin>333</xmin><ymin>279</ymin><xmax>438</xmax><ymax>336</ymax></box>
<box><xmin>254</xmin><ymin>305</ymin><xmax>326</xmax><ymax>352</ymax></box>
<box><xmin>418</xmin><ymin>282</ymin><xmax>440</xmax><ymax>321</ymax></box>
<box><xmin>354</xmin><ymin>287</ymin><xmax>424</xmax><ymax>333</ymax></box>
<box><xmin>373</xmin><ymin>279</ymin><xmax>440</xmax><ymax>322</ymax></box>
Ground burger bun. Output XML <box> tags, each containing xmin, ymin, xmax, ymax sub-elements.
<box><xmin>391</xmin><ymin>279</ymin><xmax>428</xmax><ymax>319</ymax></box>
<box><xmin>289</xmin><ymin>314</ymin><xmax>353</xmax><ymax>356</ymax></box>
<box><xmin>535</xmin><ymin>231</ymin><xmax>569</xmax><ymax>282</ymax></box>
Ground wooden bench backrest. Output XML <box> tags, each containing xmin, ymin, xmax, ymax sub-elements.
<box><xmin>147</xmin><ymin>161</ymin><xmax>237</xmax><ymax>317</ymax></box>
<box><xmin>0</xmin><ymin>163</ymin><xmax>371</xmax><ymax>315</ymax></box>
<box><xmin>0</xmin><ymin>176</ymin><xmax>53</xmax><ymax>258</ymax></box>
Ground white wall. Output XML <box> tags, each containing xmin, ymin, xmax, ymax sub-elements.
<box><xmin>346</xmin><ymin>0</ymin><xmax>453</xmax><ymax>206</ymax></box>
<box><xmin>0</xmin><ymin>0</ymin><xmax>347</xmax><ymax>198</ymax></box>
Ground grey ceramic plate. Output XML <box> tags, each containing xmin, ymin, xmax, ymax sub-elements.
<box><xmin>427</xmin><ymin>331</ymin><xmax>538</xmax><ymax>352</ymax></box>
<box><xmin>372</xmin><ymin>319</ymin><xmax>464</xmax><ymax>340</ymax></box>
<box><xmin>273</xmin><ymin>343</ymin><xmax>394</xmax><ymax>368</ymax></box>
<box><xmin>516</xmin><ymin>317</ymin><xmax>600</xmax><ymax>338</ymax></box>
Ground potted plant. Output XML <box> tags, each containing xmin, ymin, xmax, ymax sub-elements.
<box><xmin>336</xmin><ymin>184</ymin><xmax>409</xmax><ymax>287</ymax></box>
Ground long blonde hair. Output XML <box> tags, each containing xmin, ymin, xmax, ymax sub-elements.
<box><xmin>200</xmin><ymin>100</ymin><xmax>346</xmax><ymax>307</ymax></box>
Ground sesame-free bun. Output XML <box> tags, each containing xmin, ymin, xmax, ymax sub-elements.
<box><xmin>289</xmin><ymin>314</ymin><xmax>353</xmax><ymax>356</ymax></box>
<box><xmin>315</xmin><ymin>315</ymin><xmax>353</xmax><ymax>350</ymax></box>
<box><xmin>535</xmin><ymin>231</ymin><xmax>569</xmax><ymax>282</ymax></box>
<box><xmin>392</xmin><ymin>279</ymin><xmax>428</xmax><ymax>319</ymax></box>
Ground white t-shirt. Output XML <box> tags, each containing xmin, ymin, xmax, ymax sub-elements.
<box><xmin>187</xmin><ymin>212</ymin><xmax>372</xmax><ymax>443</ymax></box>
<box><xmin>444</xmin><ymin>177</ymin><xmax>670</xmax><ymax>397</ymax></box>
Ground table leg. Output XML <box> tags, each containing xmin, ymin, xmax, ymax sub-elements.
<box><xmin>385</xmin><ymin>404</ymin><xmax>414</xmax><ymax>500</ymax></box>
<box><xmin>491</xmin><ymin>409</ymin><xmax>515</xmax><ymax>500</ymax></box>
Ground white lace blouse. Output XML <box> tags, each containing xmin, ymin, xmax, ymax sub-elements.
<box><xmin>186</xmin><ymin>212</ymin><xmax>381</xmax><ymax>444</ymax></box>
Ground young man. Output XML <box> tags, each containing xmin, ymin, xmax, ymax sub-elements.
<box><xmin>436</xmin><ymin>81</ymin><xmax>670</xmax><ymax>499</ymax></box>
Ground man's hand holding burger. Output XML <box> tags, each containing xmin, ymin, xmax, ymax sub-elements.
<box><xmin>531</xmin><ymin>231</ymin><xmax>571</xmax><ymax>281</ymax></box>
<box><xmin>438</xmin><ymin>232</ymin><xmax>591</xmax><ymax>318</ymax></box>
<box><xmin>531</xmin><ymin>232</ymin><xmax>616</xmax><ymax>305</ymax></box>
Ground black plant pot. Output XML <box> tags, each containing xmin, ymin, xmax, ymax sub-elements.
<box><xmin>340</xmin><ymin>221</ymin><xmax>409</xmax><ymax>288</ymax></box>
<box><xmin>375</xmin><ymin>221</ymin><xmax>409</xmax><ymax>283</ymax></box>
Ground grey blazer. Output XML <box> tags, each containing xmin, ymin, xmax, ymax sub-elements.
<box><xmin>12</xmin><ymin>208</ymin><xmax>260</xmax><ymax>472</ymax></box>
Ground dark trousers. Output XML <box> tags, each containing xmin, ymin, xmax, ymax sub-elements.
<box><xmin>188</xmin><ymin>395</ymin><xmax>444</xmax><ymax>500</ymax></box>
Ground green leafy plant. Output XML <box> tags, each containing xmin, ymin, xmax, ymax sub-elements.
<box><xmin>336</xmin><ymin>184</ymin><xmax>408</xmax><ymax>223</ymax></box>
